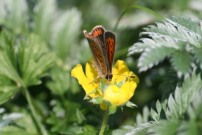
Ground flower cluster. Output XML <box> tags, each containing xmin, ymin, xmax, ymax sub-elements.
<box><xmin>71</xmin><ymin>60</ymin><xmax>139</xmax><ymax>111</ymax></box>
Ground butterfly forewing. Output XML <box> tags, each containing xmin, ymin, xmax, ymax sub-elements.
<box><xmin>83</xmin><ymin>29</ymin><xmax>108</xmax><ymax>78</ymax></box>
<box><xmin>91</xmin><ymin>26</ymin><xmax>105</xmax><ymax>48</ymax></box>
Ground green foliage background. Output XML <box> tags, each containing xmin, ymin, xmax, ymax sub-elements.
<box><xmin>0</xmin><ymin>0</ymin><xmax>202</xmax><ymax>135</ymax></box>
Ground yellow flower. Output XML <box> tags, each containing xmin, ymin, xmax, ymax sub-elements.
<box><xmin>71</xmin><ymin>60</ymin><xmax>139</xmax><ymax>110</ymax></box>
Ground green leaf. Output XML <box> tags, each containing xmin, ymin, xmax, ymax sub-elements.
<box><xmin>178</xmin><ymin>121</ymin><xmax>198</xmax><ymax>135</ymax></box>
<box><xmin>138</xmin><ymin>45</ymin><xmax>175</xmax><ymax>72</ymax></box>
<box><xmin>193</xmin><ymin>48</ymin><xmax>202</xmax><ymax>69</ymax></box>
<box><xmin>119</xmin><ymin>122</ymin><xmax>156</xmax><ymax>135</ymax></box>
<box><xmin>109</xmin><ymin>105</ymin><xmax>117</xmax><ymax>115</ymax></box>
<box><xmin>136</xmin><ymin>106</ymin><xmax>150</xmax><ymax>125</ymax></box>
<box><xmin>34</xmin><ymin>0</ymin><xmax>56</xmax><ymax>40</ymax></box>
<box><xmin>171</xmin><ymin>51</ymin><xmax>192</xmax><ymax>75</ymax></box>
<box><xmin>126</xmin><ymin>73</ymin><xmax>202</xmax><ymax>134</ymax></box>
<box><xmin>170</xmin><ymin>17</ymin><xmax>202</xmax><ymax>37</ymax></box>
<box><xmin>129</xmin><ymin>17</ymin><xmax>202</xmax><ymax>75</ymax></box>
<box><xmin>150</xmin><ymin>108</ymin><xmax>159</xmax><ymax>121</ymax></box>
<box><xmin>0</xmin><ymin>112</ymin><xmax>38</xmax><ymax>135</ymax></box>
<box><xmin>18</xmin><ymin>34</ymin><xmax>55</xmax><ymax>87</ymax></box>
<box><xmin>51</xmin><ymin>8</ymin><xmax>82</xmax><ymax>61</ymax></box>
<box><xmin>166</xmin><ymin>73</ymin><xmax>202</xmax><ymax>119</ymax></box>
<box><xmin>0</xmin><ymin>52</ymin><xmax>21</xmax><ymax>87</ymax></box>
<box><xmin>143</xmin><ymin>19</ymin><xmax>201</xmax><ymax>47</ymax></box>
<box><xmin>46</xmin><ymin>65</ymin><xmax>70</xmax><ymax>95</ymax></box>
<box><xmin>126</xmin><ymin>101</ymin><xmax>137</xmax><ymax>108</ymax></box>
<box><xmin>156</xmin><ymin>100</ymin><xmax>162</xmax><ymax>114</ymax></box>
<box><xmin>128</xmin><ymin>38</ymin><xmax>149</xmax><ymax>55</ymax></box>
<box><xmin>148</xmin><ymin>120</ymin><xmax>180</xmax><ymax>135</ymax></box>
<box><xmin>0</xmin><ymin>31</ymin><xmax>22</xmax><ymax>87</ymax></box>
<box><xmin>0</xmin><ymin>85</ymin><xmax>18</xmax><ymax>105</ymax></box>
<box><xmin>187</xmin><ymin>90</ymin><xmax>202</xmax><ymax>120</ymax></box>
<box><xmin>0</xmin><ymin>0</ymin><xmax>28</xmax><ymax>34</ymax></box>
<box><xmin>0</xmin><ymin>32</ymin><xmax>21</xmax><ymax>104</ymax></box>
<box><xmin>90</xmin><ymin>97</ymin><xmax>103</xmax><ymax>104</ymax></box>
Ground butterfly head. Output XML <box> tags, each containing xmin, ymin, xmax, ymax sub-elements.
<box><xmin>105</xmin><ymin>74</ymin><xmax>113</xmax><ymax>81</ymax></box>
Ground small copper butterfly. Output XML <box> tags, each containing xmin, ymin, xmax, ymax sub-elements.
<box><xmin>83</xmin><ymin>25</ymin><xmax>115</xmax><ymax>81</ymax></box>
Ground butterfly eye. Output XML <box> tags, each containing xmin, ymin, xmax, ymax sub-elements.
<box><xmin>105</xmin><ymin>74</ymin><xmax>113</xmax><ymax>81</ymax></box>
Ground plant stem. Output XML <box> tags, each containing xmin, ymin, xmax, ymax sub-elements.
<box><xmin>99</xmin><ymin>109</ymin><xmax>109</xmax><ymax>135</ymax></box>
<box><xmin>24</xmin><ymin>88</ymin><xmax>48</xmax><ymax>135</ymax></box>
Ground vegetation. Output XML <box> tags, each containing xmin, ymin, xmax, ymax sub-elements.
<box><xmin>0</xmin><ymin>0</ymin><xmax>202</xmax><ymax>135</ymax></box>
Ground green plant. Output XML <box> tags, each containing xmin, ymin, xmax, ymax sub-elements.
<box><xmin>113</xmin><ymin>17</ymin><xmax>202</xmax><ymax>134</ymax></box>
<box><xmin>0</xmin><ymin>0</ymin><xmax>202</xmax><ymax>134</ymax></box>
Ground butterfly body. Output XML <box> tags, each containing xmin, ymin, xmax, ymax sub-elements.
<box><xmin>83</xmin><ymin>25</ymin><xmax>115</xmax><ymax>81</ymax></box>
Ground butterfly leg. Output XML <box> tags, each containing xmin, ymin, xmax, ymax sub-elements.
<box><xmin>88</xmin><ymin>76</ymin><xmax>100</xmax><ymax>84</ymax></box>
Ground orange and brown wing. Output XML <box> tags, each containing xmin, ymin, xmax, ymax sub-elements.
<box><xmin>91</xmin><ymin>25</ymin><xmax>105</xmax><ymax>48</ymax></box>
<box><xmin>83</xmin><ymin>28</ymin><xmax>107</xmax><ymax>77</ymax></box>
<box><xmin>105</xmin><ymin>31</ymin><xmax>115</xmax><ymax>73</ymax></box>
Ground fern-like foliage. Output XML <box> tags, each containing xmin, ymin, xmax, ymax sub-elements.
<box><xmin>0</xmin><ymin>31</ymin><xmax>55</xmax><ymax>104</ymax></box>
<box><xmin>112</xmin><ymin>73</ymin><xmax>202</xmax><ymax>135</ymax></box>
<box><xmin>128</xmin><ymin>17</ymin><xmax>202</xmax><ymax>75</ymax></box>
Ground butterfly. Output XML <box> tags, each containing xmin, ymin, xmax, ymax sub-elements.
<box><xmin>83</xmin><ymin>25</ymin><xmax>115</xmax><ymax>81</ymax></box>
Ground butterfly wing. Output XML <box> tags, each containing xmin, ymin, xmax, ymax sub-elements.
<box><xmin>105</xmin><ymin>31</ymin><xmax>115</xmax><ymax>74</ymax></box>
<box><xmin>83</xmin><ymin>27</ymin><xmax>107</xmax><ymax>77</ymax></box>
<box><xmin>91</xmin><ymin>25</ymin><xmax>105</xmax><ymax>49</ymax></box>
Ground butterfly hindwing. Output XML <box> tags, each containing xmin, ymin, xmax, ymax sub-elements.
<box><xmin>105</xmin><ymin>31</ymin><xmax>115</xmax><ymax>74</ymax></box>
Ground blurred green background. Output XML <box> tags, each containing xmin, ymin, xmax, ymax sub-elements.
<box><xmin>0</xmin><ymin>0</ymin><xmax>202</xmax><ymax>135</ymax></box>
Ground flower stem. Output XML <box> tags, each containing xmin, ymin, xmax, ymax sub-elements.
<box><xmin>99</xmin><ymin>109</ymin><xmax>109</xmax><ymax>135</ymax></box>
<box><xmin>24</xmin><ymin>88</ymin><xmax>48</xmax><ymax>135</ymax></box>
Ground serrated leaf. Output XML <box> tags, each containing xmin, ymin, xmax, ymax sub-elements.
<box><xmin>128</xmin><ymin>38</ymin><xmax>150</xmax><ymax>55</ymax></box>
<box><xmin>150</xmin><ymin>108</ymin><xmax>159</xmax><ymax>121</ymax></box>
<box><xmin>167</xmin><ymin>95</ymin><xmax>178</xmax><ymax>118</ymax></box>
<box><xmin>136</xmin><ymin>113</ymin><xmax>143</xmax><ymax>125</ymax></box>
<box><xmin>148</xmin><ymin>120</ymin><xmax>179</xmax><ymax>135</ymax></box>
<box><xmin>170</xmin><ymin>17</ymin><xmax>202</xmax><ymax>36</ymax></box>
<box><xmin>156</xmin><ymin>100</ymin><xmax>162</xmax><ymax>114</ymax></box>
<box><xmin>144</xmin><ymin>19</ymin><xmax>201</xmax><ymax>47</ymax></box>
<box><xmin>0</xmin><ymin>52</ymin><xmax>21</xmax><ymax>86</ymax></box>
<box><xmin>166</xmin><ymin>73</ymin><xmax>202</xmax><ymax>119</ymax></box>
<box><xmin>193</xmin><ymin>48</ymin><xmax>202</xmax><ymax>69</ymax></box>
<box><xmin>0</xmin><ymin>112</ymin><xmax>38</xmax><ymax>135</ymax></box>
<box><xmin>178</xmin><ymin>121</ymin><xmax>198</xmax><ymax>135</ymax></box>
<box><xmin>51</xmin><ymin>8</ymin><xmax>82</xmax><ymax>61</ymax></box>
<box><xmin>124</xmin><ymin>122</ymin><xmax>156</xmax><ymax>135</ymax></box>
<box><xmin>46</xmin><ymin>65</ymin><xmax>70</xmax><ymax>95</ymax></box>
<box><xmin>138</xmin><ymin>46</ymin><xmax>175</xmax><ymax>72</ymax></box>
<box><xmin>171</xmin><ymin>51</ymin><xmax>191</xmax><ymax>74</ymax></box>
<box><xmin>34</xmin><ymin>0</ymin><xmax>56</xmax><ymax>40</ymax></box>
<box><xmin>187</xmin><ymin>90</ymin><xmax>202</xmax><ymax>120</ymax></box>
<box><xmin>142</xmin><ymin>107</ymin><xmax>149</xmax><ymax>123</ymax></box>
<box><xmin>18</xmin><ymin>34</ymin><xmax>55</xmax><ymax>87</ymax></box>
<box><xmin>0</xmin><ymin>85</ymin><xmax>18</xmax><ymax>105</ymax></box>
<box><xmin>0</xmin><ymin>0</ymin><xmax>28</xmax><ymax>33</ymax></box>
<box><xmin>174</xmin><ymin>87</ymin><xmax>182</xmax><ymax>115</ymax></box>
<box><xmin>129</xmin><ymin>17</ymin><xmax>202</xmax><ymax>75</ymax></box>
<box><xmin>126</xmin><ymin>101</ymin><xmax>137</xmax><ymax>108</ymax></box>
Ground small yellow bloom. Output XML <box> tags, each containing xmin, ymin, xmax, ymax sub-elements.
<box><xmin>71</xmin><ymin>63</ymin><xmax>102</xmax><ymax>98</ymax></box>
<box><xmin>71</xmin><ymin>60</ymin><xmax>139</xmax><ymax>110</ymax></box>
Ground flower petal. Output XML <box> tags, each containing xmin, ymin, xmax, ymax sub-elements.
<box><xmin>71</xmin><ymin>64</ymin><xmax>101</xmax><ymax>98</ymax></box>
<box><xmin>85</xmin><ymin>62</ymin><xmax>97</xmax><ymax>81</ymax></box>
<box><xmin>112</xmin><ymin>60</ymin><xmax>137</xmax><ymax>83</ymax></box>
<box><xmin>103</xmin><ymin>79</ymin><xmax>137</xmax><ymax>106</ymax></box>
